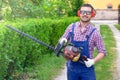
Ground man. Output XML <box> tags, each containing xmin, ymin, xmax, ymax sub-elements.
<box><xmin>59</xmin><ymin>4</ymin><xmax>106</xmax><ymax>80</ymax></box>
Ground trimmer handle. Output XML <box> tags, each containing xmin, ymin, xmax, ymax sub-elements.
<box><xmin>54</xmin><ymin>41</ymin><xmax>66</xmax><ymax>57</ymax></box>
<box><xmin>82</xmin><ymin>55</ymin><xmax>88</xmax><ymax>61</ymax></box>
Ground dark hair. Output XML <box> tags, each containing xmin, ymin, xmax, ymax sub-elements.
<box><xmin>80</xmin><ymin>4</ymin><xmax>94</xmax><ymax>11</ymax></box>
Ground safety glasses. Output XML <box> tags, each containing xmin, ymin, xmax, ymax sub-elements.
<box><xmin>80</xmin><ymin>10</ymin><xmax>92</xmax><ymax>15</ymax></box>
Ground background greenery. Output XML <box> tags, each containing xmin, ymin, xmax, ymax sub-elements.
<box><xmin>0</xmin><ymin>17</ymin><xmax>79</xmax><ymax>80</ymax></box>
<box><xmin>0</xmin><ymin>0</ymin><xmax>83</xmax><ymax>20</ymax></box>
<box><xmin>115</xmin><ymin>24</ymin><xmax>120</xmax><ymax>30</ymax></box>
<box><xmin>0</xmin><ymin>1</ymin><xmax>84</xmax><ymax>79</ymax></box>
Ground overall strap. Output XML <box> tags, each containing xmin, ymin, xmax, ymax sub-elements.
<box><xmin>67</xmin><ymin>23</ymin><xmax>75</xmax><ymax>41</ymax></box>
<box><xmin>86</xmin><ymin>28</ymin><xmax>96</xmax><ymax>41</ymax></box>
<box><xmin>72</xmin><ymin>23</ymin><xmax>75</xmax><ymax>33</ymax></box>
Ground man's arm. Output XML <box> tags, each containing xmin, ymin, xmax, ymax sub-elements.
<box><xmin>94</xmin><ymin>53</ymin><xmax>105</xmax><ymax>64</ymax></box>
<box><xmin>84</xmin><ymin>29</ymin><xmax>106</xmax><ymax>67</ymax></box>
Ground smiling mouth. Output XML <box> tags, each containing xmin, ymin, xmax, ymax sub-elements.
<box><xmin>82</xmin><ymin>16</ymin><xmax>88</xmax><ymax>18</ymax></box>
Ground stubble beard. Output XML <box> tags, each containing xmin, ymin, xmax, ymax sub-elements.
<box><xmin>80</xmin><ymin>16</ymin><xmax>91</xmax><ymax>23</ymax></box>
<box><xmin>81</xmin><ymin>18</ymin><xmax>91</xmax><ymax>23</ymax></box>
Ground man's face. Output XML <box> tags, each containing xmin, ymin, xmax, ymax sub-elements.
<box><xmin>80</xmin><ymin>7</ymin><xmax>92</xmax><ymax>22</ymax></box>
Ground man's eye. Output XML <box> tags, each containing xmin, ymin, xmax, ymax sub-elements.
<box><xmin>80</xmin><ymin>11</ymin><xmax>92</xmax><ymax>15</ymax></box>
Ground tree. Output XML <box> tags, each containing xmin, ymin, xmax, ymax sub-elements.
<box><xmin>67</xmin><ymin>0</ymin><xmax>83</xmax><ymax>16</ymax></box>
<box><xmin>0</xmin><ymin>0</ymin><xmax>83</xmax><ymax>19</ymax></box>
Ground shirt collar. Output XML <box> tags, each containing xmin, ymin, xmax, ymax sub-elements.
<box><xmin>79</xmin><ymin>22</ymin><xmax>91</xmax><ymax>33</ymax></box>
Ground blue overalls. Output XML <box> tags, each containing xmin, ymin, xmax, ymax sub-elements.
<box><xmin>66</xmin><ymin>23</ymin><xmax>96</xmax><ymax>80</ymax></box>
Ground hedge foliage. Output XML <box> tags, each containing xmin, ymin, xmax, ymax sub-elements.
<box><xmin>0</xmin><ymin>17</ymin><xmax>79</xmax><ymax>79</ymax></box>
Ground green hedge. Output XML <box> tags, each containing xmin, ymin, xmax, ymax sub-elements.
<box><xmin>0</xmin><ymin>17</ymin><xmax>79</xmax><ymax>79</ymax></box>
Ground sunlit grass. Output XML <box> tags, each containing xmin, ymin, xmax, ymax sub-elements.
<box><xmin>26</xmin><ymin>53</ymin><xmax>65</xmax><ymax>80</ymax></box>
<box><xmin>95</xmin><ymin>25</ymin><xmax>117</xmax><ymax>80</ymax></box>
<box><xmin>114</xmin><ymin>24</ymin><xmax>120</xmax><ymax>30</ymax></box>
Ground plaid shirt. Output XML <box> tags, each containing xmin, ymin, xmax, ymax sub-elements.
<box><xmin>62</xmin><ymin>22</ymin><xmax>106</xmax><ymax>58</ymax></box>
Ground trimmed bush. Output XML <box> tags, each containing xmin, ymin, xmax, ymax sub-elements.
<box><xmin>0</xmin><ymin>17</ymin><xmax>79</xmax><ymax>79</ymax></box>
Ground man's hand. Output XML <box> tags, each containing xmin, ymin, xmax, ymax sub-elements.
<box><xmin>59</xmin><ymin>38</ymin><xmax>67</xmax><ymax>44</ymax></box>
<box><xmin>84</xmin><ymin>58</ymin><xmax>94</xmax><ymax>68</ymax></box>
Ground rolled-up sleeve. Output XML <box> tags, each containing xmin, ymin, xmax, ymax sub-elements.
<box><xmin>94</xmin><ymin>30</ymin><xmax>106</xmax><ymax>55</ymax></box>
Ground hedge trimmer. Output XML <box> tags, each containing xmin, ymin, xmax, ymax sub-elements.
<box><xmin>5</xmin><ymin>25</ymin><xmax>65</xmax><ymax>57</ymax></box>
<box><xmin>5</xmin><ymin>25</ymin><xmax>87</xmax><ymax>63</ymax></box>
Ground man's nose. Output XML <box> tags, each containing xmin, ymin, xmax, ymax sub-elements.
<box><xmin>83</xmin><ymin>12</ymin><xmax>87</xmax><ymax>15</ymax></box>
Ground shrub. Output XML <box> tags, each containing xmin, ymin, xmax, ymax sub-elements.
<box><xmin>0</xmin><ymin>17</ymin><xmax>79</xmax><ymax>79</ymax></box>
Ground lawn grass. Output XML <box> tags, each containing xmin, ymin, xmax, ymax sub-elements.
<box><xmin>25</xmin><ymin>53</ymin><xmax>66</xmax><ymax>80</ymax></box>
<box><xmin>114</xmin><ymin>24</ymin><xmax>120</xmax><ymax>30</ymax></box>
<box><xmin>95</xmin><ymin>25</ymin><xmax>117</xmax><ymax>80</ymax></box>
